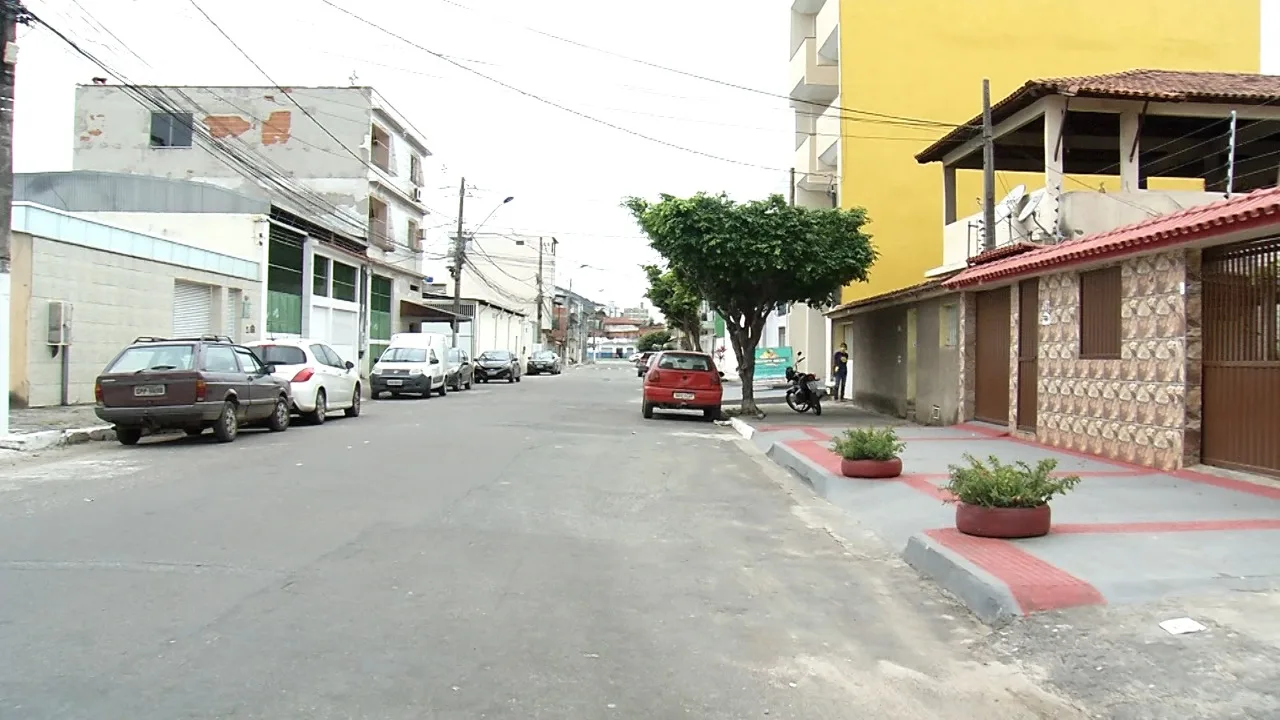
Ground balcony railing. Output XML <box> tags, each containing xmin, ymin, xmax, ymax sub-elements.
<box><xmin>790</xmin><ymin>37</ymin><xmax>838</xmax><ymax>104</ymax></box>
<box><xmin>794</xmin><ymin>134</ymin><xmax>836</xmax><ymax>192</ymax></box>
<box><xmin>815</xmin><ymin>0</ymin><xmax>839</xmax><ymax>62</ymax></box>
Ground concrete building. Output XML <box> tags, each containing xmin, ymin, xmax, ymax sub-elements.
<box><xmin>785</xmin><ymin>0</ymin><xmax>1265</xmax><ymax>388</ymax></box>
<box><xmin>14</xmin><ymin>171</ymin><xmax>453</xmax><ymax>373</ymax></box>
<box><xmin>552</xmin><ymin>285</ymin><xmax>603</xmax><ymax>363</ymax></box>
<box><xmin>825</xmin><ymin>70</ymin><xmax>1280</xmax><ymax>478</ymax></box>
<box><xmin>6</xmin><ymin>201</ymin><xmax>260</xmax><ymax>408</ymax></box>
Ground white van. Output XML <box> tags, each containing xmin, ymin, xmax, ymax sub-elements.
<box><xmin>370</xmin><ymin>333</ymin><xmax>449</xmax><ymax>399</ymax></box>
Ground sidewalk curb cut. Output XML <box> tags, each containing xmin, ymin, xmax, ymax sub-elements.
<box><xmin>0</xmin><ymin>425</ymin><xmax>115</xmax><ymax>452</ymax></box>
<box><xmin>902</xmin><ymin>533</ymin><xmax>1020</xmax><ymax>625</ymax></box>
<box><xmin>752</xmin><ymin>429</ymin><xmax>1022</xmax><ymax>626</ymax></box>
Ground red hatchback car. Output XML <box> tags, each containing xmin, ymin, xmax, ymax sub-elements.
<box><xmin>641</xmin><ymin>351</ymin><xmax>724</xmax><ymax>421</ymax></box>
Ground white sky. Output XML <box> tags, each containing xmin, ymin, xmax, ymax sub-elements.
<box><xmin>15</xmin><ymin>1</ymin><xmax>1280</xmax><ymax>307</ymax></box>
<box><xmin>13</xmin><ymin>0</ymin><xmax>794</xmax><ymax>308</ymax></box>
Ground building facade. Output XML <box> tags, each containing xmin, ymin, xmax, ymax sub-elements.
<box><xmin>786</xmin><ymin>0</ymin><xmax>1264</xmax><ymax>384</ymax></box>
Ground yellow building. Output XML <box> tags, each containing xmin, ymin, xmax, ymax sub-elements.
<box><xmin>785</xmin><ymin>0</ymin><xmax>1262</xmax><ymax>376</ymax></box>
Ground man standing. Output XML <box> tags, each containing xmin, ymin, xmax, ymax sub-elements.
<box><xmin>832</xmin><ymin>342</ymin><xmax>849</xmax><ymax>402</ymax></box>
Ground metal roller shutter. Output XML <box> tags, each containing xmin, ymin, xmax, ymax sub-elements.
<box><xmin>225</xmin><ymin>289</ymin><xmax>239</xmax><ymax>339</ymax></box>
<box><xmin>173</xmin><ymin>281</ymin><xmax>213</xmax><ymax>337</ymax></box>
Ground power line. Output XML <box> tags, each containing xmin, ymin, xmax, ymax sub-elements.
<box><xmin>317</xmin><ymin>0</ymin><xmax>790</xmax><ymax>173</ymax></box>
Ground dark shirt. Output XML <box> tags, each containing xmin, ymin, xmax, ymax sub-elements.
<box><xmin>833</xmin><ymin>350</ymin><xmax>849</xmax><ymax>376</ymax></box>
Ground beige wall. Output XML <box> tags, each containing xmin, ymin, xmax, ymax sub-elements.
<box><xmin>843</xmin><ymin>294</ymin><xmax>962</xmax><ymax>424</ymax></box>
<box><xmin>18</xmin><ymin>234</ymin><xmax>261</xmax><ymax>407</ymax></box>
<box><xmin>1018</xmin><ymin>250</ymin><xmax>1191</xmax><ymax>470</ymax></box>
<box><xmin>8</xmin><ymin>233</ymin><xmax>32</xmax><ymax>407</ymax></box>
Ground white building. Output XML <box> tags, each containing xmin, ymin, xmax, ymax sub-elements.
<box><xmin>68</xmin><ymin>84</ymin><xmax>441</xmax><ymax>369</ymax></box>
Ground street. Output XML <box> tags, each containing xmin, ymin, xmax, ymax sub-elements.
<box><xmin>0</xmin><ymin>363</ymin><xmax>1084</xmax><ymax>719</ymax></box>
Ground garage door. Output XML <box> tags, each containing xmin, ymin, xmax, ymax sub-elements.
<box><xmin>973</xmin><ymin>287</ymin><xmax>1011</xmax><ymax>425</ymax></box>
<box><xmin>173</xmin><ymin>281</ymin><xmax>213</xmax><ymax>337</ymax></box>
<box><xmin>309</xmin><ymin>304</ymin><xmax>360</xmax><ymax>366</ymax></box>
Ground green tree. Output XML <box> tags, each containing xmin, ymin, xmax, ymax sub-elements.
<box><xmin>642</xmin><ymin>264</ymin><xmax>704</xmax><ymax>351</ymax></box>
<box><xmin>624</xmin><ymin>193</ymin><xmax>875</xmax><ymax>414</ymax></box>
<box><xmin>637</xmin><ymin>329</ymin><xmax>673</xmax><ymax>352</ymax></box>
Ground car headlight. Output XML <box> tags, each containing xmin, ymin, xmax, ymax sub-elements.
<box><xmin>408</xmin><ymin>368</ymin><xmax>423</xmax><ymax>376</ymax></box>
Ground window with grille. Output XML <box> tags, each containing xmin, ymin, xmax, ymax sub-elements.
<box><xmin>1078</xmin><ymin>266</ymin><xmax>1122</xmax><ymax>359</ymax></box>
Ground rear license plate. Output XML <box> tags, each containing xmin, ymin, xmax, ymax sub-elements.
<box><xmin>387</xmin><ymin>379</ymin><xmax>404</xmax><ymax>386</ymax></box>
<box><xmin>133</xmin><ymin>384</ymin><xmax>165</xmax><ymax>397</ymax></box>
<box><xmin>673</xmin><ymin>391</ymin><xmax>695</xmax><ymax>400</ymax></box>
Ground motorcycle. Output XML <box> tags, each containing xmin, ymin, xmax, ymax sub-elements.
<box><xmin>784</xmin><ymin>352</ymin><xmax>826</xmax><ymax>416</ymax></box>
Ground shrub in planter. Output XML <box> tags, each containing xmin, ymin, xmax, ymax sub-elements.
<box><xmin>944</xmin><ymin>454</ymin><xmax>1081</xmax><ymax>539</ymax></box>
<box><xmin>829</xmin><ymin>427</ymin><xmax>906</xmax><ymax>479</ymax></box>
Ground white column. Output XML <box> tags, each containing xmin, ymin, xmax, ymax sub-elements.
<box><xmin>0</xmin><ymin>272</ymin><xmax>10</xmax><ymax>436</ymax></box>
<box><xmin>1119</xmin><ymin>111</ymin><xmax>1140</xmax><ymax>192</ymax></box>
<box><xmin>1042</xmin><ymin>97</ymin><xmax>1067</xmax><ymax>236</ymax></box>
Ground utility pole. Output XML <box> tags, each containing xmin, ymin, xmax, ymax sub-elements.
<box><xmin>0</xmin><ymin>1</ymin><xmax>26</xmax><ymax>437</ymax></box>
<box><xmin>535</xmin><ymin>236</ymin><xmax>544</xmax><ymax>349</ymax></box>
<box><xmin>450</xmin><ymin>176</ymin><xmax>465</xmax><ymax>349</ymax></box>
<box><xmin>788</xmin><ymin>167</ymin><xmax>796</xmax><ymax>206</ymax></box>
<box><xmin>1226</xmin><ymin>110</ymin><xmax>1238</xmax><ymax>197</ymax></box>
<box><xmin>981</xmin><ymin>78</ymin><xmax>996</xmax><ymax>251</ymax></box>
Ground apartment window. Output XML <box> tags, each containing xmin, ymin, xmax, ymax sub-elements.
<box><xmin>407</xmin><ymin>219</ymin><xmax>420</xmax><ymax>251</ymax></box>
<box><xmin>410</xmin><ymin>154</ymin><xmax>423</xmax><ymax>186</ymax></box>
<box><xmin>313</xmin><ymin>256</ymin><xmax>331</xmax><ymax>297</ymax></box>
<box><xmin>940</xmin><ymin>303</ymin><xmax>959</xmax><ymax>348</ymax></box>
<box><xmin>777</xmin><ymin>327</ymin><xmax>787</xmax><ymax>348</ymax></box>
<box><xmin>775</xmin><ymin>302</ymin><xmax>788</xmax><ymax>317</ymax></box>
<box><xmin>367</xmin><ymin>196</ymin><xmax>389</xmax><ymax>246</ymax></box>
<box><xmin>370</xmin><ymin>125</ymin><xmax>392</xmax><ymax>171</ymax></box>
<box><xmin>332</xmin><ymin>261</ymin><xmax>358</xmax><ymax>302</ymax></box>
<box><xmin>1078</xmin><ymin>266</ymin><xmax>1122</xmax><ymax>359</ymax></box>
<box><xmin>149</xmin><ymin>112</ymin><xmax>193</xmax><ymax>148</ymax></box>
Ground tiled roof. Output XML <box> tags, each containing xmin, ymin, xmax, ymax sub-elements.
<box><xmin>915</xmin><ymin>70</ymin><xmax>1280</xmax><ymax>164</ymax></box>
<box><xmin>825</xmin><ymin>277</ymin><xmax>952</xmax><ymax>317</ymax></box>
<box><xmin>943</xmin><ymin>186</ymin><xmax>1280</xmax><ymax>288</ymax></box>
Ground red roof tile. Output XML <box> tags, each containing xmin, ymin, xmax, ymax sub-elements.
<box><xmin>943</xmin><ymin>186</ymin><xmax>1280</xmax><ymax>288</ymax></box>
<box><xmin>916</xmin><ymin>70</ymin><xmax>1280</xmax><ymax>164</ymax></box>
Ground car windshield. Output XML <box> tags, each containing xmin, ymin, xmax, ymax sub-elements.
<box><xmin>106</xmin><ymin>344</ymin><xmax>197</xmax><ymax>373</ymax></box>
<box><xmin>479</xmin><ymin>351</ymin><xmax>512</xmax><ymax>361</ymax></box>
<box><xmin>657</xmin><ymin>353</ymin><xmax>713</xmax><ymax>372</ymax></box>
<box><xmin>447</xmin><ymin>349</ymin><xmax>462</xmax><ymax>362</ymax></box>
<box><xmin>380</xmin><ymin>347</ymin><xmax>428</xmax><ymax>363</ymax></box>
<box><xmin>251</xmin><ymin>345</ymin><xmax>306</xmax><ymax>366</ymax></box>
<box><xmin>534</xmin><ymin>351</ymin><xmax>556</xmax><ymax>359</ymax></box>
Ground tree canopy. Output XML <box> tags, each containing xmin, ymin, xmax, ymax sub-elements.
<box><xmin>637</xmin><ymin>329</ymin><xmax>673</xmax><ymax>352</ymax></box>
<box><xmin>642</xmin><ymin>264</ymin><xmax>703</xmax><ymax>350</ymax></box>
<box><xmin>624</xmin><ymin>192</ymin><xmax>875</xmax><ymax>412</ymax></box>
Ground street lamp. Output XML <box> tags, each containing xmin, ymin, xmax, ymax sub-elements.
<box><xmin>474</xmin><ymin>196</ymin><xmax>514</xmax><ymax>235</ymax></box>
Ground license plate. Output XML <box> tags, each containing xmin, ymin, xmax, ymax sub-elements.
<box><xmin>133</xmin><ymin>384</ymin><xmax>165</xmax><ymax>397</ymax></box>
<box><xmin>386</xmin><ymin>379</ymin><xmax>403</xmax><ymax>386</ymax></box>
<box><xmin>673</xmin><ymin>391</ymin><xmax>695</xmax><ymax>400</ymax></box>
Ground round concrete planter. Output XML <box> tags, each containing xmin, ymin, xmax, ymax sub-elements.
<box><xmin>839</xmin><ymin>457</ymin><xmax>903</xmax><ymax>479</ymax></box>
<box><xmin>955</xmin><ymin>502</ymin><xmax>1051</xmax><ymax>539</ymax></box>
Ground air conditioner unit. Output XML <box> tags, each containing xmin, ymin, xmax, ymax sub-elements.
<box><xmin>411</xmin><ymin>186</ymin><xmax>423</xmax><ymax>202</ymax></box>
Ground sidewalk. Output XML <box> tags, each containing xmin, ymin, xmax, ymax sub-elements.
<box><xmin>2</xmin><ymin>405</ymin><xmax>114</xmax><ymax>451</ymax></box>
<box><xmin>736</xmin><ymin>413</ymin><xmax>1280</xmax><ymax>624</ymax></box>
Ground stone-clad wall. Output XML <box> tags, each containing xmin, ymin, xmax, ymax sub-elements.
<box><xmin>1034</xmin><ymin>251</ymin><xmax>1190</xmax><ymax>470</ymax></box>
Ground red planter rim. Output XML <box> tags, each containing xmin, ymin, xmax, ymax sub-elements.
<box><xmin>839</xmin><ymin>456</ymin><xmax>903</xmax><ymax>479</ymax></box>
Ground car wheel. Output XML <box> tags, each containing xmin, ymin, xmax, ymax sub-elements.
<box><xmin>465</xmin><ymin>377</ymin><xmax>473</xmax><ymax>390</ymax></box>
<box><xmin>345</xmin><ymin>387</ymin><xmax>362</xmax><ymax>417</ymax></box>
<box><xmin>516</xmin><ymin>374</ymin><xmax>521</xmax><ymax>383</ymax></box>
<box><xmin>267</xmin><ymin>396</ymin><xmax>290</xmax><ymax>432</ymax></box>
<box><xmin>116</xmin><ymin>427</ymin><xmax>143</xmax><ymax>445</ymax></box>
<box><xmin>507</xmin><ymin>374</ymin><xmax>515</xmax><ymax>384</ymax></box>
<box><xmin>702</xmin><ymin>407</ymin><xmax>720</xmax><ymax>421</ymax></box>
<box><xmin>213</xmin><ymin>401</ymin><xmax>239</xmax><ymax>443</ymax></box>
<box><xmin>642</xmin><ymin>402</ymin><xmax>654</xmax><ymax>419</ymax></box>
<box><xmin>184</xmin><ymin>427</ymin><xmax>203</xmax><ymax>437</ymax></box>
<box><xmin>308</xmin><ymin>390</ymin><xmax>327</xmax><ymax>425</ymax></box>
<box><xmin>438</xmin><ymin>379</ymin><xmax>448</xmax><ymax>397</ymax></box>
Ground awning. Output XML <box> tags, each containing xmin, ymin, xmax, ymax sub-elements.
<box><xmin>400</xmin><ymin>299</ymin><xmax>465</xmax><ymax>321</ymax></box>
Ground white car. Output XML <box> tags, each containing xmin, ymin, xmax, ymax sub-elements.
<box><xmin>246</xmin><ymin>339</ymin><xmax>362</xmax><ymax>424</ymax></box>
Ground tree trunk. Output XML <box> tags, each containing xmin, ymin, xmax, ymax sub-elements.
<box><xmin>683</xmin><ymin>321</ymin><xmax>703</xmax><ymax>352</ymax></box>
<box><xmin>725</xmin><ymin>312</ymin><xmax>768</xmax><ymax>416</ymax></box>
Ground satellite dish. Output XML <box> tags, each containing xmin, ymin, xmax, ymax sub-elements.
<box><xmin>1003</xmin><ymin>184</ymin><xmax>1027</xmax><ymax>208</ymax></box>
<box><xmin>1016</xmin><ymin>192</ymin><xmax>1043</xmax><ymax>223</ymax></box>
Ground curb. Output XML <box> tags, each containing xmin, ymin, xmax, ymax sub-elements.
<box><xmin>0</xmin><ymin>425</ymin><xmax>116</xmax><ymax>452</ymax></box>
<box><xmin>728</xmin><ymin>417</ymin><xmax>754</xmax><ymax>440</ymax></box>
<box><xmin>749</xmin><ymin>430</ymin><xmax>1023</xmax><ymax>626</ymax></box>
<box><xmin>902</xmin><ymin>533</ymin><xmax>1021</xmax><ymax>625</ymax></box>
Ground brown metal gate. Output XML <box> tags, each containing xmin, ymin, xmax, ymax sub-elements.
<box><xmin>1017</xmin><ymin>280</ymin><xmax>1039</xmax><ymax>431</ymax></box>
<box><xmin>1202</xmin><ymin>237</ymin><xmax>1280</xmax><ymax>476</ymax></box>
<box><xmin>974</xmin><ymin>287</ymin><xmax>1011</xmax><ymax>425</ymax></box>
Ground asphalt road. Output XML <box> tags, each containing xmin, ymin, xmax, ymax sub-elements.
<box><xmin>0</xmin><ymin>362</ymin><xmax>1086</xmax><ymax>719</ymax></box>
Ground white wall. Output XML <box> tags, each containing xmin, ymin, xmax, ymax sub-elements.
<box><xmin>72</xmin><ymin>211</ymin><xmax>263</xmax><ymax>263</ymax></box>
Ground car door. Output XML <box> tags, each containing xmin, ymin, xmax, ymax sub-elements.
<box><xmin>428</xmin><ymin>348</ymin><xmax>444</xmax><ymax>386</ymax></box>
<box><xmin>233</xmin><ymin>346</ymin><xmax>276</xmax><ymax>420</ymax></box>
<box><xmin>200</xmin><ymin>344</ymin><xmax>249</xmax><ymax>418</ymax></box>
<box><xmin>320</xmin><ymin>344</ymin><xmax>355</xmax><ymax>406</ymax></box>
<box><xmin>459</xmin><ymin>350</ymin><xmax>472</xmax><ymax>385</ymax></box>
<box><xmin>307</xmin><ymin>343</ymin><xmax>340</xmax><ymax>406</ymax></box>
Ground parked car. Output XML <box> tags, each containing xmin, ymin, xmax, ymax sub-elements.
<box><xmin>246</xmin><ymin>339</ymin><xmax>361</xmax><ymax>424</ymax></box>
<box><xmin>641</xmin><ymin>350</ymin><xmax>724</xmax><ymax>421</ymax></box>
<box><xmin>475</xmin><ymin>350</ymin><xmax>522</xmax><ymax>383</ymax></box>
<box><xmin>446</xmin><ymin>347</ymin><xmax>475</xmax><ymax>391</ymax></box>
<box><xmin>635</xmin><ymin>351</ymin><xmax>657</xmax><ymax>377</ymax></box>
<box><xmin>527</xmin><ymin>350</ymin><xmax>562</xmax><ymax>375</ymax></box>
<box><xmin>370</xmin><ymin>333</ymin><xmax>448</xmax><ymax>398</ymax></box>
<box><xmin>94</xmin><ymin>335</ymin><xmax>292</xmax><ymax>445</ymax></box>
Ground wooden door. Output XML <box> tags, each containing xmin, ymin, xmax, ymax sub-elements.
<box><xmin>1016</xmin><ymin>280</ymin><xmax>1040</xmax><ymax>432</ymax></box>
<box><xmin>1201</xmin><ymin>237</ymin><xmax>1280</xmax><ymax>476</ymax></box>
<box><xmin>974</xmin><ymin>287</ymin><xmax>1012</xmax><ymax>425</ymax></box>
